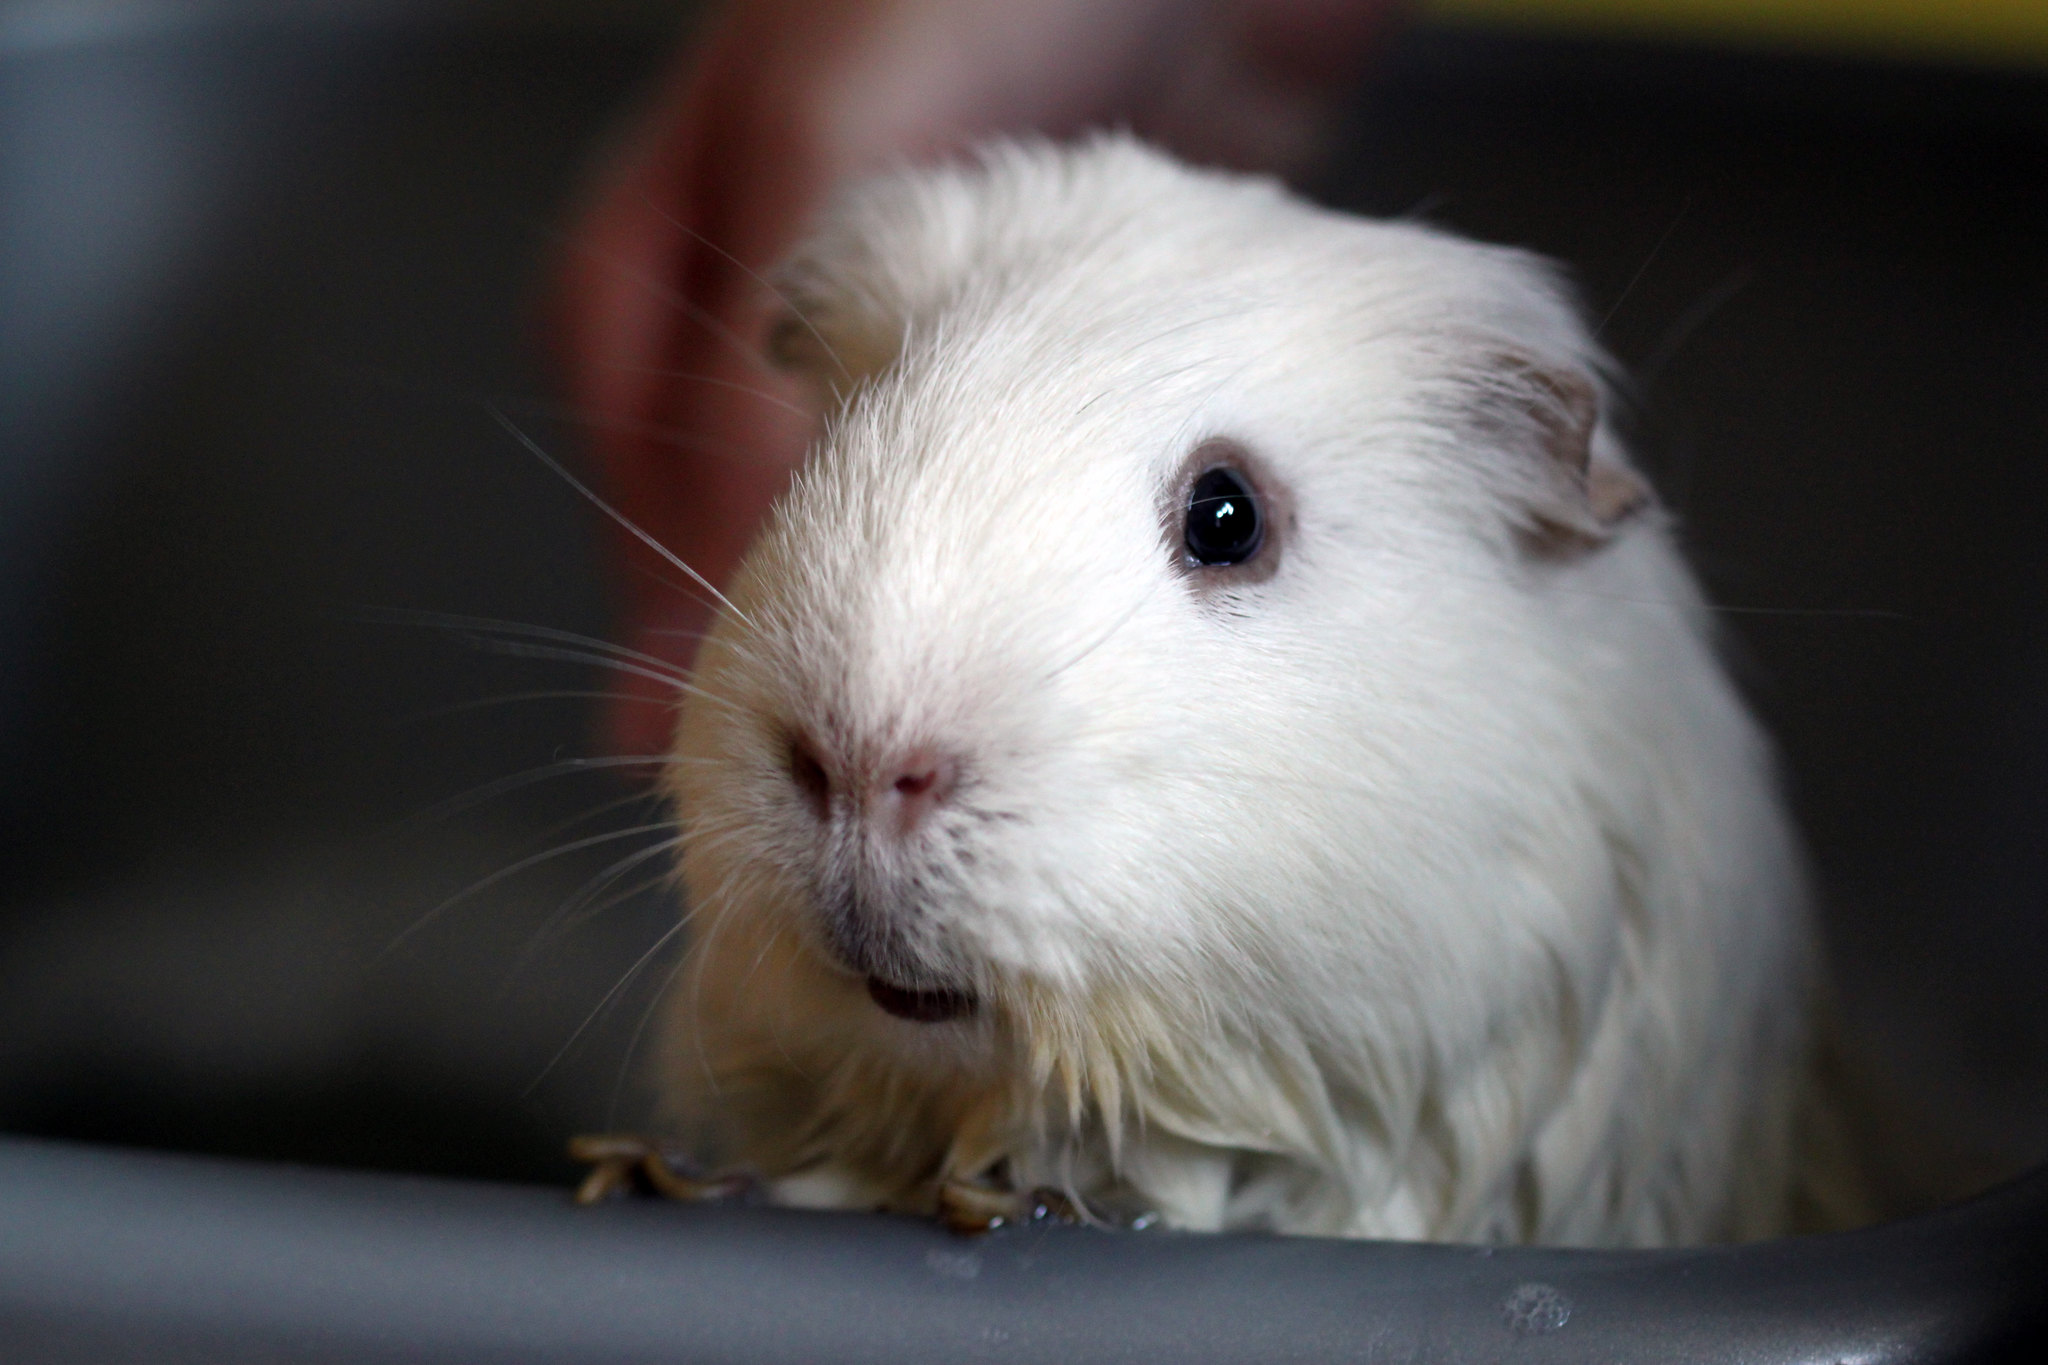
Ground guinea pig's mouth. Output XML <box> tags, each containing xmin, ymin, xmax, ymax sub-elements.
<box><xmin>865</xmin><ymin>976</ymin><xmax>978</xmax><ymax>1024</ymax></box>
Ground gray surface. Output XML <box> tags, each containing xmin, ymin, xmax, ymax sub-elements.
<box><xmin>1</xmin><ymin>1135</ymin><xmax>2043</xmax><ymax>1363</ymax></box>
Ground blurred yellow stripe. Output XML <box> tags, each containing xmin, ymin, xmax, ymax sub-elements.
<box><xmin>1421</xmin><ymin>0</ymin><xmax>2048</xmax><ymax>65</ymax></box>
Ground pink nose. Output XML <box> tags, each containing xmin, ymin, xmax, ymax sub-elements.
<box><xmin>786</xmin><ymin>736</ymin><xmax>959</xmax><ymax>837</ymax></box>
<box><xmin>873</xmin><ymin>750</ymin><xmax>958</xmax><ymax>837</ymax></box>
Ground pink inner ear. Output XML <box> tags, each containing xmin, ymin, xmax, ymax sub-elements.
<box><xmin>1475</xmin><ymin>353</ymin><xmax>1653</xmax><ymax>549</ymax></box>
<box><xmin>1588</xmin><ymin>457</ymin><xmax>1652</xmax><ymax>525</ymax></box>
<box><xmin>1523</xmin><ymin>365</ymin><xmax>1655</xmax><ymax>530</ymax></box>
<box><xmin>1530</xmin><ymin>367</ymin><xmax>1599</xmax><ymax>477</ymax></box>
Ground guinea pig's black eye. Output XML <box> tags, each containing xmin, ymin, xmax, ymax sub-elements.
<box><xmin>764</xmin><ymin>312</ymin><xmax>808</xmax><ymax>369</ymax></box>
<box><xmin>1184</xmin><ymin>466</ymin><xmax>1263</xmax><ymax>566</ymax></box>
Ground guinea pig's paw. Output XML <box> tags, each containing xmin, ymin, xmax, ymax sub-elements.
<box><xmin>567</xmin><ymin>1133</ymin><xmax>754</xmax><ymax>1206</ymax></box>
<box><xmin>937</xmin><ymin>1179</ymin><xmax>1081</xmax><ymax>1236</ymax></box>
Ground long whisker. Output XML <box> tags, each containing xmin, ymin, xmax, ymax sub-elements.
<box><xmin>1637</xmin><ymin>265</ymin><xmax>1753</xmax><ymax>393</ymax></box>
<box><xmin>676</xmin><ymin>865</ymin><xmax>757</xmax><ymax>1094</ymax></box>
<box><xmin>1596</xmin><ymin>194</ymin><xmax>1691</xmax><ymax>339</ymax></box>
<box><xmin>526</xmin><ymin>916</ymin><xmax>691</xmax><ymax>1095</ymax></box>
<box><xmin>310</xmin><ymin>364</ymin><xmax>766</xmax><ymax>465</ymax></box>
<box><xmin>460</xmin><ymin>638</ymin><xmax>745</xmax><ymax>708</ymax></box>
<box><xmin>390</xmin><ymin>689</ymin><xmax>659</xmax><ymax>726</ymax></box>
<box><xmin>608</xmin><ymin>943</ymin><xmax>695</xmax><ymax>1128</ymax></box>
<box><xmin>609</xmin><ymin>365</ymin><xmax>811</xmax><ymax>417</ymax></box>
<box><xmin>482</xmin><ymin>404</ymin><xmax>755</xmax><ymax>632</ymax></box>
<box><xmin>531</xmin><ymin>789</ymin><xmax>669</xmax><ymax>845</ymax></box>
<box><xmin>393</xmin><ymin>755</ymin><xmax>675</xmax><ymax>833</ymax></box>
<box><xmin>624</xmin><ymin>559</ymin><xmax>733</xmax><ymax>627</ymax></box>
<box><xmin>561</xmin><ymin>868</ymin><xmax>681</xmax><ymax>937</ymax></box>
<box><xmin>545</xmin><ymin>212</ymin><xmax>777</xmax><ymax>381</ymax></box>
<box><xmin>646</xmin><ymin>205</ymin><xmax>854</xmax><ymax>385</ymax></box>
<box><xmin>382</xmin><ymin>821</ymin><xmax>678</xmax><ymax>955</ymax></box>
<box><xmin>504</xmin><ymin>836</ymin><xmax>685</xmax><ymax>988</ymax></box>
<box><xmin>1040</xmin><ymin>585</ymin><xmax>1158</xmax><ymax>684</ymax></box>
<box><xmin>355</xmin><ymin>606</ymin><xmax>703</xmax><ymax>685</ymax></box>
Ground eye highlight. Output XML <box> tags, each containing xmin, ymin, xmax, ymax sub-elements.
<box><xmin>1184</xmin><ymin>466</ymin><xmax>1264</xmax><ymax>566</ymax></box>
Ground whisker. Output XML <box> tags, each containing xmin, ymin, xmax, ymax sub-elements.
<box><xmin>546</xmin><ymin>212</ymin><xmax>778</xmax><ymax>382</ymax></box>
<box><xmin>609</xmin><ymin>365</ymin><xmax>811</xmax><ymax>418</ymax></box>
<box><xmin>608</xmin><ymin>943</ymin><xmax>695</xmax><ymax>1128</ymax></box>
<box><xmin>1596</xmin><ymin>194</ymin><xmax>1692</xmax><ymax>340</ymax></box>
<box><xmin>625</xmin><ymin>559</ymin><xmax>732</xmax><ymax>628</ymax></box>
<box><xmin>504</xmin><ymin>836</ymin><xmax>685</xmax><ymax>989</ymax></box>
<box><xmin>1077</xmin><ymin>357</ymin><xmax>1210</xmax><ymax>415</ymax></box>
<box><xmin>409</xmin><ymin>619</ymin><xmax>749</xmax><ymax>700</ymax></box>
<box><xmin>526</xmin><ymin>917</ymin><xmax>691</xmax><ymax>1095</ymax></box>
<box><xmin>1698</xmin><ymin>602</ymin><xmax>1907</xmax><ymax>620</ymax></box>
<box><xmin>356</xmin><ymin>606</ymin><xmax>700</xmax><ymax>684</ymax></box>
<box><xmin>531</xmin><ymin>789</ymin><xmax>669</xmax><ymax>845</ymax></box>
<box><xmin>482</xmin><ymin>404</ymin><xmax>755</xmax><ymax>633</ymax></box>
<box><xmin>644</xmin><ymin>205</ymin><xmax>854</xmax><ymax>385</ymax></box>
<box><xmin>1040</xmin><ymin>586</ymin><xmax>1157</xmax><ymax>684</ymax></box>
<box><xmin>1637</xmin><ymin>265</ymin><xmax>1754</xmax><ymax>393</ymax></box>
<box><xmin>461</xmin><ymin>638</ymin><xmax>748</xmax><ymax>707</ymax></box>
<box><xmin>381</xmin><ymin>821</ymin><xmax>678</xmax><ymax>956</ymax></box>
<box><xmin>311</xmin><ymin>365</ymin><xmax>764</xmax><ymax>466</ymax></box>
<box><xmin>563</xmin><ymin>868</ymin><xmax>682</xmax><ymax>937</ymax></box>
<box><xmin>390</xmin><ymin>689</ymin><xmax>659</xmax><ymax>726</ymax></box>
<box><xmin>393</xmin><ymin>755</ymin><xmax>676</xmax><ymax>833</ymax></box>
<box><xmin>676</xmin><ymin>868</ymin><xmax>760</xmax><ymax>1096</ymax></box>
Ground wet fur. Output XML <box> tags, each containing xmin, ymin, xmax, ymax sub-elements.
<box><xmin>658</xmin><ymin>137</ymin><xmax>1844</xmax><ymax>1244</ymax></box>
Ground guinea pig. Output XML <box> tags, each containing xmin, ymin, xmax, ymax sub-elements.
<box><xmin>647</xmin><ymin>135</ymin><xmax>1853</xmax><ymax>1246</ymax></box>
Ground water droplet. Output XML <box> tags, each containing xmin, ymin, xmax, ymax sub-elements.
<box><xmin>925</xmin><ymin>1248</ymin><xmax>981</xmax><ymax>1281</ymax></box>
<box><xmin>1502</xmin><ymin>1282</ymin><xmax>1572</xmax><ymax>1335</ymax></box>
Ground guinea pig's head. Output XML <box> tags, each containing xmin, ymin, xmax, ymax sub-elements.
<box><xmin>667</xmin><ymin>139</ymin><xmax>1651</xmax><ymax>1109</ymax></box>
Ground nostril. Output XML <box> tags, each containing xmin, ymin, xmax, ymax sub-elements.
<box><xmin>788</xmin><ymin>736</ymin><xmax>833</xmax><ymax>821</ymax></box>
<box><xmin>894</xmin><ymin>768</ymin><xmax>939</xmax><ymax>798</ymax></box>
<box><xmin>880</xmin><ymin>750</ymin><xmax>958</xmax><ymax>836</ymax></box>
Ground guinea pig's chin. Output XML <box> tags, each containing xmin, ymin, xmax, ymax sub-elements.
<box><xmin>817</xmin><ymin>913</ymin><xmax>981</xmax><ymax>1026</ymax></box>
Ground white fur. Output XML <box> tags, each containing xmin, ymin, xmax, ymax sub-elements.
<box><xmin>659</xmin><ymin>137</ymin><xmax>1822</xmax><ymax>1246</ymax></box>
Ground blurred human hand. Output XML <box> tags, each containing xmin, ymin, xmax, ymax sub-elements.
<box><xmin>556</xmin><ymin>0</ymin><xmax>1399</xmax><ymax>757</ymax></box>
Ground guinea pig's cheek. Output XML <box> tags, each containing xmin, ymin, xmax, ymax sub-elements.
<box><xmin>910</xmin><ymin>839</ymin><xmax>1099</xmax><ymax>988</ymax></box>
<box><xmin>964</xmin><ymin>907</ymin><xmax>1091</xmax><ymax>988</ymax></box>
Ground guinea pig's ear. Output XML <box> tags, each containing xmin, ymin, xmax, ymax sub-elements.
<box><xmin>1486</xmin><ymin>357</ymin><xmax>1652</xmax><ymax>556</ymax></box>
<box><xmin>764</xmin><ymin>309</ymin><xmax>824</xmax><ymax>372</ymax></box>
<box><xmin>762</xmin><ymin>299</ymin><xmax>903</xmax><ymax>402</ymax></box>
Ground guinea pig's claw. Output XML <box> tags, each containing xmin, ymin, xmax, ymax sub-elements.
<box><xmin>573</xmin><ymin>1156</ymin><xmax>636</xmax><ymax>1205</ymax></box>
<box><xmin>938</xmin><ymin>1179</ymin><xmax>1080</xmax><ymax>1235</ymax></box>
<box><xmin>568</xmin><ymin>1133</ymin><xmax>751</xmax><ymax>1205</ymax></box>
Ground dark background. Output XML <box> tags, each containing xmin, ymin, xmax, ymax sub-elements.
<box><xmin>0</xmin><ymin>2</ymin><xmax>2042</xmax><ymax>1213</ymax></box>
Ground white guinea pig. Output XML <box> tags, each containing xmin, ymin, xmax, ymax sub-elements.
<box><xmin>655</xmin><ymin>136</ymin><xmax>1850</xmax><ymax>1246</ymax></box>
